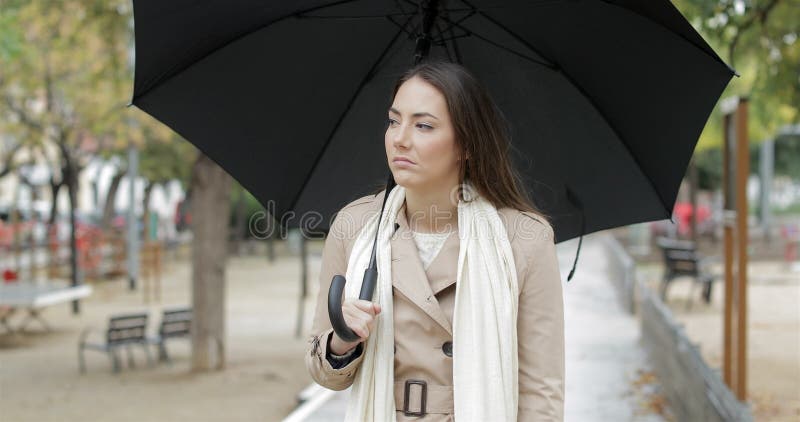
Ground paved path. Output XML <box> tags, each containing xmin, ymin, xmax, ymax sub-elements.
<box><xmin>289</xmin><ymin>233</ymin><xmax>671</xmax><ymax>421</ymax></box>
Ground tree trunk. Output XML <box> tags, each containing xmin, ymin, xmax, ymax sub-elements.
<box><xmin>48</xmin><ymin>180</ymin><xmax>62</xmax><ymax>226</ymax></box>
<box><xmin>101</xmin><ymin>170</ymin><xmax>124</xmax><ymax>230</ymax></box>
<box><xmin>190</xmin><ymin>153</ymin><xmax>232</xmax><ymax>371</ymax></box>
<box><xmin>65</xmin><ymin>161</ymin><xmax>82</xmax><ymax>314</ymax></box>
<box><xmin>142</xmin><ymin>181</ymin><xmax>154</xmax><ymax>241</ymax></box>
<box><xmin>46</xmin><ymin>178</ymin><xmax>63</xmax><ymax>280</ymax></box>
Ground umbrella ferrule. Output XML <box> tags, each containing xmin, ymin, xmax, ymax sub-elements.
<box><xmin>413</xmin><ymin>0</ymin><xmax>439</xmax><ymax>64</ymax></box>
<box><xmin>414</xmin><ymin>37</ymin><xmax>432</xmax><ymax>62</ymax></box>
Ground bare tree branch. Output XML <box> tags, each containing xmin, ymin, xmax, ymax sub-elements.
<box><xmin>3</xmin><ymin>95</ymin><xmax>45</xmax><ymax>133</ymax></box>
<box><xmin>0</xmin><ymin>142</ymin><xmax>25</xmax><ymax>179</ymax></box>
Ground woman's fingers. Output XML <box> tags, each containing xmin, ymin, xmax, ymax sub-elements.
<box><xmin>344</xmin><ymin>314</ymin><xmax>369</xmax><ymax>340</ymax></box>
<box><xmin>352</xmin><ymin>299</ymin><xmax>381</xmax><ymax>316</ymax></box>
<box><xmin>343</xmin><ymin>299</ymin><xmax>382</xmax><ymax>341</ymax></box>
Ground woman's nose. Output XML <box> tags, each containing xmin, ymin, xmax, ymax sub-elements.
<box><xmin>392</xmin><ymin>126</ymin><xmax>410</xmax><ymax>148</ymax></box>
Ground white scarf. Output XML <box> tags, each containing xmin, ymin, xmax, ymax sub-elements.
<box><xmin>343</xmin><ymin>182</ymin><xmax>519</xmax><ymax>421</ymax></box>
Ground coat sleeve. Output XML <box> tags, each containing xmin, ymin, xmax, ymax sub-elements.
<box><xmin>305</xmin><ymin>210</ymin><xmax>366</xmax><ymax>391</ymax></box>
<box><xmin>516</xmin><ymin>220</ymin><xmax>565</xmax><ymax>421</ymax></box>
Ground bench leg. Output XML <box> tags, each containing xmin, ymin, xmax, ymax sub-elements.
<box><xmin>78</xmin><ymin>346</ymin><xmax>87</xmax><ymax>374</ymax></box>
<box><xmin>659</xmin><ymin>275</ymin><xmax>671</xmax><ymax>302</ymax></box>
<box><xmin>158</xmin><ymin>342</ymin><xmax>171</xmax><ymax>364</ymax></box>
<box><xmin>142</xmin><ymin>343</ymin><xmax>155</xmax><ymax>367</ymax></box>
<box><xmin>702</xmin><ymin>281</ymin><xmax>713</xmax><ymax>303</ymax></box>
<box><xmin>125</xmin><ymin>346</ymin><xmax>136</xmax><ymax>369</ymax></box>
<box><xmin>110</xmin><ymin>349</ymin><xmax>122</xmax><ymax>373</ymax></box>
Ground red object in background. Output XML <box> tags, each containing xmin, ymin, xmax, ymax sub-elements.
<box><xmin>3</xmin><ymin>269</ymin><xmax>18</xmax><ymax>283</ymax></box>
<box><xmin>0</xmin><ymin>221</ymin><xmax>11</xmax><ymax>248</ymax></box>
<box><xmin>781</xmin><ymin>224</ymin><xmax>799</xmax><ymax>262</ymax></box>
<box><xmin>672</xmin><ymin>202</ymin><xmax>712</xmax><ymax>236</ymax></box>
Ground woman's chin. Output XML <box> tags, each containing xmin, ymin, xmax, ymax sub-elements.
<box><xmin>391</xmin><ymin>172</ymin><xmax>411</xmax><ymax>186</ymax></box>
<box><xmin>392</xmin><ymin>175</ymin><xmax>421</xmax><ymax>190</ymax></box>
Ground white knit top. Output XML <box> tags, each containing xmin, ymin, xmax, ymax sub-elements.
<box><xmin>411</xmin><ymin>230</ymin><xmax>454</xmax><ymax>270</ymax></box>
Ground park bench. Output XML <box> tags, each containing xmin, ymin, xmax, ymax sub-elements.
<box><xmin>148</xmin><ymin>307</ymin><xmax>192</xmax><ymax>363</ymax></box>
<box><xmin>78</xmin><ymin>312</ymin><xmax>154</xmax><ymax>373</ymax></box>
<box><xmin>655</xmin><ymin>237</ymin><xmax>720</xmax><ymax>310</ymax></box>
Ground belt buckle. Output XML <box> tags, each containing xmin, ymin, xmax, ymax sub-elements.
<box><xmin>403</xmin><ymin>379</ymin><xmax>427</xmax><ymax>417</ymax></box>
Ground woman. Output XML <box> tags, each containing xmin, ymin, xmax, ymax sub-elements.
<box><xmin>305</xmin><ymin>61</ymin><xmax>565</xmax><ymax>421</ymax></box>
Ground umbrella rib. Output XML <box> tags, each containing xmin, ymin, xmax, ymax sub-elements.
<box><xmin>133</xmin><ymin>0</ymin><xmax>363</xmax><ymax>102</ymax></box>
<box><xmin>436</xmin><ymin>9</ymin><xmax>476</xmax><ymax>35</ymax></box>
<box><xmin>286</xmin><ymin>14</ymin><xmax>416</xmax><ymax>214</ymax></box>
<box><xmin>394</xmin><ymin>0</ymin><xmax>414</xmax><ymax>15</ymax></box>
<box><xmin>472</xmin><ymin>7</ymin><xmax>674</xmax><ymax>217</ymax></box>
<box><xmin>437</xmin><ymin>15</ymin><xmax>557</xmax><ymax>70</ymax></box>
<box><xmin>435</xmin><ymin>20</ymin><xmax>455</xmax><ymax>62</ymax></box>
<box><xmin>441</xmin><ymin>9</ymin><xmax>464</xmax><ymax>64</ymax></box>
<box><xmin>386</xmin><ymin>14</ymin><xmax>417</xmax><ymax>38</ymax></box>
<box><xmin>296</xmin><ymin>12</ymin><xmax>415</xmax><ymax>20</ymax></box>
<box><xmin>598</xmin><ymin>0</ymin><xmax>737</xmax><ymax>76</ymax></box>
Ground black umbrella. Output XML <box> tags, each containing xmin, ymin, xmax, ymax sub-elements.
<box><xmin>131</xmin><ymin>0</ymin><xmax>735</xmax><ymax>340</ymax></box>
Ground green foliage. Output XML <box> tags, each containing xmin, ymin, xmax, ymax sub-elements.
<box><xmin>772</xmin><ymin>133</ymin><xmax>800</xmax><ymax>179</ymax></box>
<box><xmin>673</xmin><ymin>0</ymin><xmax>799</xmax><ymax>152</ymax></box>
<box><xmin>138</xmin><ymin>129</ymin><xmax>195</xmax><ymax>188</ymax></box>
<box><xmin>1</xmin><ymin>0</ymin><xmax>193</xmax><ymax>190</ymax></box>
<box><xmin>694</xmin><ymin>133</ymin><xmax>799</xmax><ymax>190</ymax></box>
<box><xmin>1</xmin><ymin>0</ymin><xmax>132</xmax><ymax>151</ymax></box>
<box><xmin>0</xmin><ymin>9</ymin><xmax>23</xmax><ymax>62</ymax></box>
<box><xmin>694</xmin><ymin>148</ymin><xmax>724</xmax><ymax>190</ymax></box>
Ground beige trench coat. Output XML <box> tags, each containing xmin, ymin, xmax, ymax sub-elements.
<box><xmin>305</xmin><ymin>190</ymin><xmax>565</xmax><ymax>421</ymax></box>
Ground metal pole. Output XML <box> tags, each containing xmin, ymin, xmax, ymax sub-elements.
<box><xmin>722</xmin><ymin>106</ymin><xmax>734</xmax><ymax>388</ymax></box>
<box><xmin>759</xmin><ymin>139</ymin><xmax>774</xmax><ymax>242</ymax></box>
<box><xmin>127</xmin><ymin>145</ymin><xmax>140</xmax><ymax>291</ymax></box>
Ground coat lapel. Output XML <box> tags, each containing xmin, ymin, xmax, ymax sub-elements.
<box><xmin>425</xmin><ymin>232</ymin><xmax>458</xmax><ymax>296</ymax></box>
<box><xmin>390</xmin><ymin>202</ymin><xmax>456</xmax><ymax>336</ymax></box>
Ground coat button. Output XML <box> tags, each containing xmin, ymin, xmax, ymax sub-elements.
<box><xmin>442</xmin><ymin>341</ymin><xmax>453</xmax><ymax>357</ymax></box>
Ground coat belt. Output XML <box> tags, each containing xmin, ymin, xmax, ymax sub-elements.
<box><xmin>394</xmin><ymin>380</ymin><xmax>454</xmax><ymax>415</ymax></box>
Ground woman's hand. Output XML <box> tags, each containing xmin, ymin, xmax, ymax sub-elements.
<box><xmin>329</xmin><ymin>299</ymin><xmax>382</xmax><ymax>355</ymax></box>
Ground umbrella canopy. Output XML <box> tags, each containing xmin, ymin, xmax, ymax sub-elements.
<box><xmin>131</xmin><ymin>0</ymin><xmax>736</xmax><ymax>244</ymax></box>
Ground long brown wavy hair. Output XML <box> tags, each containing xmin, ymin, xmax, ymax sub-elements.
<box><xmin>378</xmin><ymin>60</ymin><xmax>550</xmax><ymax>222</ymax></box>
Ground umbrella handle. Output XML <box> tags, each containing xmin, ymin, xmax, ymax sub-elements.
<box><xmin>328</xmin><ymin>266</ymin><xmax>378</xmax><ymax>343</ymax></box>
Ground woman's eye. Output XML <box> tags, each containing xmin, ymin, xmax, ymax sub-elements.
<box><xmin>416</xmin><ymin>123</ymin><xmax>433</xmax><ymax>130</ymax></box>
<box><xmin>387</xmin><ymin>118</ymin><xmax>398</xmax><ymax>127</ymax></box>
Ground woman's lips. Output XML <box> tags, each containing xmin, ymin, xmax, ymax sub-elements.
<box><xmin>393</xmin><ymin>158</ymin><xmax>416</xmax><ymax>166</ymax></box>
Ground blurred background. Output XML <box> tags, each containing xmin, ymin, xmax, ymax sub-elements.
<box><xmin>0</xmin><ymin>1</ymin><xmax>797</xmax><ymax>421</ymax></box>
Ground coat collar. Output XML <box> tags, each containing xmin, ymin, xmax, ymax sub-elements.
<box><xmin>390</xmin><ymin>200</ymin><xmax>459</xmax><ymax>336</ymax></box>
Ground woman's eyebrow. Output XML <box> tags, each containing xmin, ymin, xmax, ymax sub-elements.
<box><xmin>389</xmin><ymin>107</ymin><xmax>439</xmax><ymax>120</ymax></box>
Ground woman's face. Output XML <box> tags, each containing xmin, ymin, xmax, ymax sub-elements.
<box><xmin>385</xmin><ymin>76</ymin><xmax>461</xmax><ymax>192</ymax></box>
